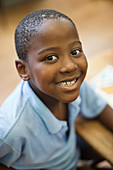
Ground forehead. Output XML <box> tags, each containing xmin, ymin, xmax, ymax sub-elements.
<box><xmin>40</xmin><ymin>18</ymin><xmax>75</xmax><ymax>30</ymax></box>
<box><xmin>39</xmin><ymin>18</ymin><xmax>78</xmax><ymax>38</ymax></box>
<box><xmin>29</xmin><ymin>18</ymin><xmax>79</xmax><ymax>50</ymax></box>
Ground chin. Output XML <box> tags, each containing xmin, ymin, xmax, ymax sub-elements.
<box><xmin>62</xmin><ymin>94</ymin><xmax>79</xmax><ymax>103</ymax></box>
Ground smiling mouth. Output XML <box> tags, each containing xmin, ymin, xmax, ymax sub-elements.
<box><xmin>56</xmin><ymin>79</ymin><xmax>77</xmax><ymax>87</ymax></box>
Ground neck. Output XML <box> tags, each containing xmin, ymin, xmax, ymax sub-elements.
<box><xmin>41</xmin><ymin>94</ymin><xmax>68</xmax><ymax>121</ymax></box>
<box><xmin>42</xmin><ymin>96</ymin><xmax>68</xmax><ymax>121</ymax></box>
<box><xmin>50</xmin><ymin>102</ymin><xmax>68</xmax><ymax>121</ymax></box>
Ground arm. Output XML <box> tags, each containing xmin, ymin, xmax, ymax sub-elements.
<box><xmin>96</xmin><ymin>104</ymin><xmax>113</xmax><ymax>132</ymax></box>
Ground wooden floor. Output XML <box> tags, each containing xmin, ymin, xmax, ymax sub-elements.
<box><xmin>0</xmin><ymin>0</ymin><xmax>113</xmax><ymax>105</ymax></box>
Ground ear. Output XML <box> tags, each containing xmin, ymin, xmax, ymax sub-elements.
<box><xmin>15</xmin><ymin>59</ymin><xmax>30</xmax><ymax>81</ymax></box>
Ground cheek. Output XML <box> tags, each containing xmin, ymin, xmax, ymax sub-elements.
<box><xmin>33</xmin><ymin>65</ymin><xmax>55</xmax><ymax>87</ymax></box>
<box><xmin>85</xmin><ymin>58</ymin><xmax>88</xmax><ymax>73</ymax></box>
<box><xmin>81</xmin><ymin>56</ymin><xmax>88</xmax><ymax>74</ymax></box>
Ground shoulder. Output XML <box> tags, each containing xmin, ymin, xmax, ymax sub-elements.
<box><xmin>79</xmin><ymin>80</ymin><xmax>107</xmax><ymax>118</ymax></box>
<box><xmin>80</xmin><ymin>80</ymin><xmax>104</xmax><ymax>99</ymax></box>
<box><xmin>0</xmin><ymin>81</ymin><xmax>31</xmax><ymax>139</ymax></box>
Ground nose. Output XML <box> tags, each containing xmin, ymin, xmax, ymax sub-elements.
<box><xmin>59</xmin><ymin>56</ymin><xmax>77</xmax><ymax>73</ymax></box>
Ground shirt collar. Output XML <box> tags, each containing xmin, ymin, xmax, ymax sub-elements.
<box><xmin>68</xmin><ymin>97</ymin><xmax>81</xmax><ymax>125</ymax></box>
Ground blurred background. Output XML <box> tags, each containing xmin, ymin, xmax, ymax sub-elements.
<box><xmin>0</xmin><ymin>0</ymin><xmax>113</xmax><ymax>105</ymax></box>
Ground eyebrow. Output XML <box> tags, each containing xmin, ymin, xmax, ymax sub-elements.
<box><xmin>38</xmin><ymin>40</ymin><xmax>82</xmax><ymax>55</ymax></box>
<box><xmin>38</xmin><ymin>47</ymin><xmax>59</xmax><ymax>55</ymax></box>
<box><xmin>72</xmin><ymin>40</ymin><xmax>82</xmax><ymax>46</ymax></box>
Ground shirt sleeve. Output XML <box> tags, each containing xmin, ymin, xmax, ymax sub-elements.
<box><xmin>79</xmin><ymin>80</ymin><xmax>107</xmax><ymax>118</ymax></box>
<box><xmin>0</xmin><ymin>139</ymin><xmax>19</xmax><ymax>167</ymax></box>
<box><xmin>0</xmin><ymin>109</ymin><xmax>19</xmax><ymax>167</ymax></box>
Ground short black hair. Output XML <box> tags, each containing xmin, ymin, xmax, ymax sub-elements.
<box><xmin>15</xmin><ymin>9</ymin><xmax>76</xmax><ymax>61</ymax></box>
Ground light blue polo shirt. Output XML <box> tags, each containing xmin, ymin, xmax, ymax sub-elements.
<box><xmin>0</xmin><ymin>80</ymin><xmax>107</xmax><ymax>170</ymax></box>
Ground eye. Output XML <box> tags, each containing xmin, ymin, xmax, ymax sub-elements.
<box><xmin>71</xmin><ymin>49</ymin><xmax>81</xmax><ymax>56</ymax></box>
<box><xmin>46</xmin><ymin>55</ymin><xmax>58</xmax><ymax>61</ymax></box>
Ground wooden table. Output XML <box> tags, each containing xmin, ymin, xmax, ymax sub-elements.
<box><xmin>75</xmin><ymin>52</ymin><xmax>113</xmax><ymax>165</ymax></box>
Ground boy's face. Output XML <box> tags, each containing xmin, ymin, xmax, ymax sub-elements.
<box><xmin>25</xmin><ymin>19</ymin><xmax>88</xmax><ymax>103</ymax></box>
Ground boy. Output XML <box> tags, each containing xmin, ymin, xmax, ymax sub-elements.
<box><xmin>0</xmin><ymin>9</ymin><xmax>113</xmax><ymax>170</ymax></box>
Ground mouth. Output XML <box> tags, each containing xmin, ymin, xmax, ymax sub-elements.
<box><xmin>56</xmin><ymin>78</ymin><xmax>78</xmax><ymax>87</ymax></box>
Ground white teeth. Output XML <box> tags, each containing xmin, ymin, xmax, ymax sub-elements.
<box><xmin>67</xmin><ymin>82</ymin><xmax>71</xmax><ymax>86</ymax></box>
<box><xmin>58</xmin><ymin>79</ymin><xmax>76</xmax><ymax>86</ymax></box>
<box><xmin>62</xmin><ymin>82</ymin><xmax>66</xmax><ymax>86</ymax></box>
